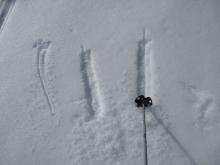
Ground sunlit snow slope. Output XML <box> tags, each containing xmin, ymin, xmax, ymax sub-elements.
<box><xmin>0</xmin><ymin>0</ymin><xmax>220</xmax><ymax>165</ymax></box>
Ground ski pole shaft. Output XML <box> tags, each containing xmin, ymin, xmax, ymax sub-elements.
<box><xmin>143</xmin><ymin>105</ymin><xmax>148</xmax><ymax>165</ymax></box>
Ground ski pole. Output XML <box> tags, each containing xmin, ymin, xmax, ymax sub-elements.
<box><xmin>143</xmin><ymin>104</ymin><xmax>148</xmax><ymax>165</ymax></box>
<box><xmin>135</xmin><ymin>95</ymin><xmax>152</xmax><ymax>165</ymax></box>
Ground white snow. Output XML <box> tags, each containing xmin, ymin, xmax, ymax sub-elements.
<box><xmin>0</xmin><ymin>0</ymin><xmax>220</xmax><ymax>165</ymax></box>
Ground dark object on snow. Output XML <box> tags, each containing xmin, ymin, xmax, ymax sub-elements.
<box><xmin>135</xmin><ymin>95</ymin><xmax>153</xmax><ymax>165</ymax></box>
<box><xmin>144</xmin><ymin>97</ymin><xmax>152</xmax><ymax>107</ymax></box>
<box><xmin>135</xmin><ymin>95</ymin><xmax>145</xmax><ymax>107</ymax></box>
<box><xmin>135</xmin><ymin>95</ymin><xmax>152</xmax><ymax>108</ymax></box>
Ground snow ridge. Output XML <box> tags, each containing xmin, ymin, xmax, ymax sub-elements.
<box><xmin>33</xmin><ymin>39</ymin><xmax>55</xmax><ymax>115</ymax></box>
<box><xmin>0</xmin><ymin>0</ymin><xmax>16</xmax><ymax>33</ymax></box>
<box><xmin>144</xmin><ymin>31</ymin><xmax>153</xmax><ymax>98</ymax></box>
<box><xmin>80</xmin><ymin>46</ymin><xmax>105</xmax><ymax>121</ymax></box>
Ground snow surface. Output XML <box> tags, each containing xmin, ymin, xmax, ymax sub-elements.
<box><xmin>1</xmin><ymin>0</ymin><xmax>220</xmax><ymax>165</ymax></box>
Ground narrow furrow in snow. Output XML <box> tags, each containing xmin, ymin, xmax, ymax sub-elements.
<box><xmin>80</xmin><ymin>46</ymin><xmax>105</xmax><ymax>121</ymax></box>
<box><xmin>136</xmin><ymin>30</ymin><xmax>146</xmax><ymax>96</ymax></box>
<box><xmin>136</xmin><ymin>29</ymin><xmax>159</xmax><ymax>103</ymax></box>
<box><xmin>33</xmin><ymin>39</ymin><xmax>55</xmax><ymax>116</ymax></box>
<box><xmin>0</xmin><ymin>0</ymin><xmax>16</xmax><ymax>34</ymax></box>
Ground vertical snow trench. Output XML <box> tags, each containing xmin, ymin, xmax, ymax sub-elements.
<box><xmin>0</xmin><ymin>0</ymin><xmax>16</xmax><ymax>33</ymax></box>
<box><xmin>136</xmin><ymin>29</ymin><xmax>159</xmax><ymax>104</ymax></box>
<box><xmin>33</xmin><ymin>39</ymin><xmax>55</xmax><ymax>116</ymax></box>
<box><xmin>80</xmin><ymin>46</ymin><xmax>104</xmax><ymax>121</ymax></box>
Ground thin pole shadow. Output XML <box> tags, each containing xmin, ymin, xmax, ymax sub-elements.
<box><xmin>149</xmin><ymin>106</ymin><xmax>198</xmax><ymax>165</ymax></box>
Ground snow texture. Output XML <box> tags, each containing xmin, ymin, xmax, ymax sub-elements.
<box><xmin>1</xmin><ymin>0</ymin><xmax>220</xmax><ymax>165</ymax></box>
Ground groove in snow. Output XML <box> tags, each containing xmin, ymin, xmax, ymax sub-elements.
<box><xmin>80</xmin><ymin>46</ymin><xmax>105</xmax><ymax>121</ymax></box>
<box><xmin>136</xmin><ymin>29</ymin><xmax>159</xmax><ymax>104</ymax></box>
<box><xmin>0</xmin><ymin>0</ymin><xmax>16</xmax><ymax>33</ymax></box>
<box><xmin>33</xmin><ymin>39</ymin><xmax>55</xmax><ymax>116</ymax></box>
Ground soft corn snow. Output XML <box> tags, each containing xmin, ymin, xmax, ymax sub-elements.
<box><xmin>0</xmin><ymin>0</ymin><xmax>220</xmax><ymax>165</ymax></box>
